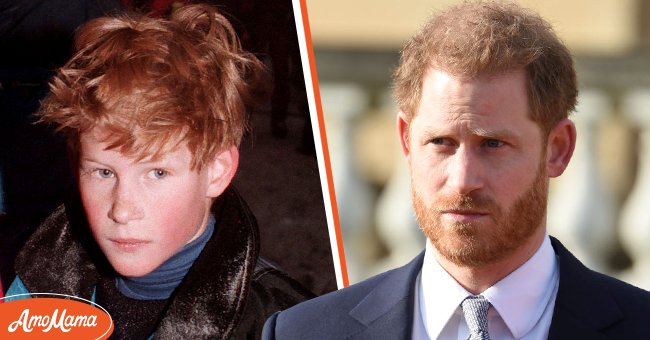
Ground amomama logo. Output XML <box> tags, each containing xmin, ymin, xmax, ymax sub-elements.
<box><xmin>0</xmin><ymin>293</ymin><xmax>113</xmax><ymax>339</ymax></box>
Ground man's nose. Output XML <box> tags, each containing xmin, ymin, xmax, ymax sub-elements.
<box><xmin>108</xmin><ymin>181</ymin><xmax>144</xmax><ymax>224</ymax></box>
<box><xmin>446</xmin><ymin>147</ymin><xmax>483</xmax><ymax>195</ymax></box>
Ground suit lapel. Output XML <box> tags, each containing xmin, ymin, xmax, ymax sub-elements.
<box><xmin>347</xmin><ymin>253</ymin><xmax>424</xmax><ymax>339</ymax></box>
<box><xmin>338</xmin><ymin>237</ymin><xmax>624</xmax><ymax>339</ymax></box>
<box><xmin>547</xmin><ymin>237</ymin><xmax>622</xmax><ymax>339</ymax></box>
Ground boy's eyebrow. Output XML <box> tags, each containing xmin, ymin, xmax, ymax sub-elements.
<box><xmin>136</xmin><ymin>156</ymin><xmax>178</xmax><ymax>166</ymax></box>
<box><xmin>80</xmin><ymin>157</ymin><xmax>106</xmax><ymax>164</ymax></box>
<box><xmin>80</xmin><ymin>157</ymin><xmax>171</xmax><ymax>167</ymax></box>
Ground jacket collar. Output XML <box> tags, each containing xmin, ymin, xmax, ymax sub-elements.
<box><xmin>15</xmin><ymin>186</ymin><xmax>259</xmax><ymax>339</ymax></box>
<box><xmin>345</xmin><ymin>252</ymin><xmax>424</xmax><ymax>339</ymax></box>
<box><xmin>547</xmin><ymin>236</ymin><xmax>622</xmax><ymax>340</ymax></box>
<box><xmin>338</xmin><ymin>236</ymin><xmax>624</xmax><ymax>339</ymax></box>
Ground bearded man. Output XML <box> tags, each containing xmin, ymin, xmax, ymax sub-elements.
<box><xmin>263</xmin><ymin>1</ymin><xmax>650</xmax><ymax>339</ymax></box>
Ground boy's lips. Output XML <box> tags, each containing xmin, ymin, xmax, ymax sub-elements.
<box><xmin>109</xmin><ymin>238</ymin><xmax>151</xmax><ymax>252</ymax></box>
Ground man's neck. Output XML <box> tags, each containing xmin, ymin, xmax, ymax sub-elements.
<box><xmin>432</xmin><ymin>227</ymin><xmax>547</xmax><ymax>294</ymax></box>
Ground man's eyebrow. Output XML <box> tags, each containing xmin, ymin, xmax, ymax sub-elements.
<box><xmin>469</xmin><ymin>128</ymin><xmax>518</xmax><ymax>140</ymax></box>
<box><xmin>419</xmin><ymin>126</ymin><xmax>450</xmax><ymax>139</ymax></box>
<box><xmin>419</xmin><ymin>127</ymin><xmax>519</xmax><ymax>140</ymax></box>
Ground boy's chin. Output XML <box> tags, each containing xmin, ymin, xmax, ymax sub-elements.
<box><xmin>110</xmin><ymin>260</ymin><xmax>160</xmax><ymax>278</ymax></box>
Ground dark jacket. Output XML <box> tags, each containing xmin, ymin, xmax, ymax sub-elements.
<box><xmin>10</xmin><ymin>187</ymin><xmax>313</xmax><ymax>339</ymax></box>
<box><xmin>263</xmin><ymin>236</ymin><xmax>650</xmax><ymax>339</ymax></box>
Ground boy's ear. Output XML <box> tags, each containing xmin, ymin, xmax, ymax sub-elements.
<box><xmin>205</xmin><ymin>145</ymin><xmax>239</xmax><ymax>198</ymax></box>
<box><xmin>546</xmin><ymin>118</ymin><xmax>577</xmax><ymax>178</ymax></box>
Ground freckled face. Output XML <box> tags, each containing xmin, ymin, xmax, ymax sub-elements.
<box><xmin>78</xmin><ymin>129</ymin><xmax>213</xmax><ymax>277</ymax></box>
<box><xmin>402</xmin><ymin>69</ymin><xmax>548</xmax><ymax>267</ymax></box>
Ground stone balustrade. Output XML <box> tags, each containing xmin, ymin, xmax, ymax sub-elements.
<box><xmin>317</xmin><ymin>56</ymin><xmax>650</xmax><ymax>288</ymax></box>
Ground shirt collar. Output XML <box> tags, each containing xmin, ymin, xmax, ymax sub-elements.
<box><xmin>482</xmin><ymin>235</ymin><xmax>558</xmax><ymax>338</ymax></box>
<box><xmin>419</xmin><ymin>240</ymin><xmax>473</xmax><ymax>338</ymax></box>
<box><xmin>419</xmin><ymin>235</ymin><xmax>558</xmax><ymax>339</ymax></box>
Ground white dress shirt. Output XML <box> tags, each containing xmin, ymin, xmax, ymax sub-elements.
<box><xmin>412</xmin><ymin>235</ymin><xmax>559</xmax><ymax>340</ymax></box>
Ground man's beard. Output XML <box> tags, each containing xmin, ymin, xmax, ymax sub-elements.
<box><xmin>413</xmin><ymin>161</ymin><xmax>548</xmax><ymax>267</ymax></box>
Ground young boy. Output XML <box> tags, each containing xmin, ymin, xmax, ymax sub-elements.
<box><xmin>6</xmin><ymin>4</ymin><xmax>312</xmax><ymax>338</ymax></box>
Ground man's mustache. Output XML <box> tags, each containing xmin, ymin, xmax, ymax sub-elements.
<box><xmin>432</xmin><ymin>193</ymin><xmax>499</xmax><ymax>214</ymax></box>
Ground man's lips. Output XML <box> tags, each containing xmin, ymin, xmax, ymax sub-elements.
<box><xmin>441</xmin><ymin>209</ymin><xmax>488</xmax><ymax>223</ymax></box>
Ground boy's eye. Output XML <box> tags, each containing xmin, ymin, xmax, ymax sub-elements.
<box><xmin>149</xmin><ymin>169</ymin><xmax>168</xmax><ymax>179</ymax></box>
<box><xmin>95</xmin><ymin>169</ymin><xmax>114</xmax><ymax>178</ymax></box>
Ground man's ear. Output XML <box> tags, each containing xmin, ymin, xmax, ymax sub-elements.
<box><xmin>397</xmin><ymin>111</ymin><xmax>411</xmax><ymax>159</ymax></box>
<box><xmin>206</xmin><ymin>145</ymin><xmax>239</xmax><ymax>198</ymax></box>
<box><xmin>546</xmin><ymin>118</ymin><xmax>577</xmax><ymax>178</ymax></box>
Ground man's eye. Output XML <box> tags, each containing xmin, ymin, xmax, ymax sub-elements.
<box><xmin>149</xmin><ymin>169</ymin><xmax>168</xmax><ymax>179</ymax></box>
<box><xmin>430</xmin><ymin>138</ymin><xmax>446</xmax><ymax>145</ymax></box>
<box><xmin>95</xmin><ymin>169</ymin><xmax>114</xmax><ymax>178</ymax></box>
<box><xmin>484</xmin><ymin>139</ymin><xmax>504</xmax><ymax>148</ymax></box>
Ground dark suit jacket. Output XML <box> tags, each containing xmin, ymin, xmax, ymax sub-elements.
<box><xmin>263</xmin><ymin>237</ymin><xmax>650</xmax><ymax>339</ymax></box>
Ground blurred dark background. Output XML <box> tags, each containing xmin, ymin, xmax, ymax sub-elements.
<box><xmin>0</xmin><ymin>0</ymin><xmax>336</xmax><ymax>296</ymax></box>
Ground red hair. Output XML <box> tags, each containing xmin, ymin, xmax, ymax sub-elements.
<box><xmin>393</xmin><ymin>1</ymin><xmax>577</xmax><ymax>135</ymax></box>
<box><xmin>39</xmin><ymin>4</ymin><xmax>262</xmax><ymax>169</ymax></box>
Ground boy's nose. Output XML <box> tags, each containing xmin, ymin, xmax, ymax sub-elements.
<box><xmin>108</xmin><ymin>184</ymin><xmax>144</xmax><ymax>224</ymax></box>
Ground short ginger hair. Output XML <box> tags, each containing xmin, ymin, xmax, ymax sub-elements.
<box><xmin>39</xmin><ymin>4</ymin><xmax>262</xmax><ymax>169</ymax></box>
<box><xmin>393</xmin><ymin>1</ymin><xmax>578</xmax><ymax>135</ymax></box>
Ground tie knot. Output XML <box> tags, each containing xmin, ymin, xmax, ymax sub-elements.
<box><xmin>461</xmin><ymin>295</ymin><xmax>491</xmax><ymax>340</ymax></box>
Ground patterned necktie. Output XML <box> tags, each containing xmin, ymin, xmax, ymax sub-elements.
<box><xmin>461</xmin><ymin>295</ymin><xmax>491</xmax><ymax>340</ymax></box>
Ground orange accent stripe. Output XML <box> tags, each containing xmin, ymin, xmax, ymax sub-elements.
<box><xmin>299</xmin><ymin>0</ymin><xmax>349</xmax><ymax>288</ymax></box>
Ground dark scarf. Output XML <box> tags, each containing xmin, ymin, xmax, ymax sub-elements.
<box><xmin>15</xmin><ymin>187</ymin><xmax>263</xmax><ymax>338</ymax></box>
